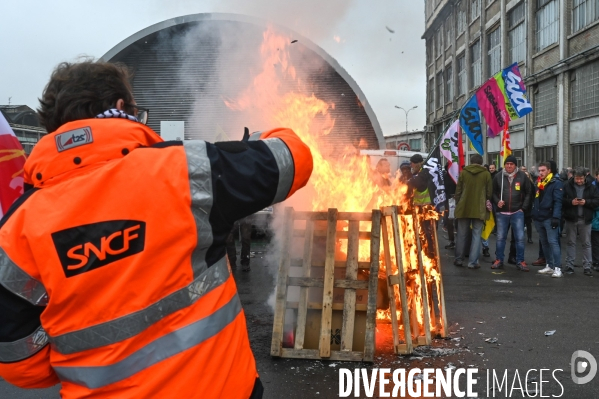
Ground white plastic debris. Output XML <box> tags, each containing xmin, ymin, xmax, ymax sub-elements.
<box><xmin>485</xmin><ymin>338</ymin><xmax>498</xmax><ymax>344</ymax></box>
<box><xmin>328</xmin><ymin>363</ymin><xmax>337</xmax><ymax>368</ymax></box>
<box><xmin>544</xmin><ymin>330</ymin><xmax>556</xmax><ymax>336</ymax></box>
<box><xmin>493</xmin><ymin>279</ymin><xmax>513</xmax><ymax>283</ymax></box>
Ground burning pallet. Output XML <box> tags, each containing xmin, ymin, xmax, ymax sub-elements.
<box><xmin>270</xmin><ymin>207</ymin><xmax>382</xmax><ymax>362</ymax></box>
<box><xmin>270</xmin><ymin>205</ymin><xmax>447</xmax><ymax>362</ymax></box>
<box><xmin>380</xmin><ymin>205</ymin><xmax>448</xmax><ymax>355</ymax></box>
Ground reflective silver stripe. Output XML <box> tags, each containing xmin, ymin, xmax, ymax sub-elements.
<box><xmin>0</xmin><ymin>246</ymin><xmax>48</xmax><ymax>306</ymax></box>
<box><xmin>0</xmin><ymin>325</ymin><xmax>49</xmax><ymax>363</ymax></box>
<box><xmin>183</xmin><ymin>140</ymin><xmax>214</xmax><ymax>278</ymax></box>
<box><xmin>262</xmin><ymin>138</ymin><xmax>294</xmax><ymax>203</ymax></box>
<box><xmin>49</xmin><ymin>257</ymin><xmax>229</xmax><ymax>355</ymax></box>
<box><xmin>54</xmin><ymin>293</ymin><xmax>242</xmax><ymax>389</ymax></box>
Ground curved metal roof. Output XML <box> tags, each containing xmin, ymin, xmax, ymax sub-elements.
<box><xmin>101</xmin><ymin>13</ymin><xmax>384</xmax><ymax>149</ymax></box>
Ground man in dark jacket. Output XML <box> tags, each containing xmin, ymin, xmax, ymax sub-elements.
<box><xmin>408</xmin><ymin>153</ymin><xmax>439</xmax><ymax>258</ymax></box>
<box><xmin>453</xmin><ymin>154</ymin><xmax>493</xmax><ymax>268</ymax></box>
<box><xmin>534</xmin><ymin>162</ymin><xmax>565</xmax><ymax>278</ymax></box>
<box><xmin>491</xmin><ymin>155</ymin><xmax>533</xmax><ymax>271</ymax></box>
<box><xmin>562</xmin><ymin>167</ymin><xmax>599</xmax><ymax>275</ymax></box>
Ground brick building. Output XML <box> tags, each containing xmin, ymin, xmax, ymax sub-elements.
<box><xmin>423</xmin><ymin>0</ymin><xmax>599</xmax><ymax>172</ymax></box>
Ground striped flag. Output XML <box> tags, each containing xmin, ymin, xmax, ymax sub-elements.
<box><xmin>500</xmin><ymin>123</ymin><xmax>512</xmax><ymax>159</ymax></box>
<box><xmin>0</xmin><ymin>112</ymin><xmax>26</xmax><ymax>219</ymax></box>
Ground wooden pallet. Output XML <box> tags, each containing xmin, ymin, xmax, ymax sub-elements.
<box><xmin>270</xmin><ymin>207</ymin><xmax>382</xmax><ymax>362</ymax></box>
<box><xmin>380</xmin><ymin>205</ymin><xmax>448</xmax><ymax>355</ymax></box>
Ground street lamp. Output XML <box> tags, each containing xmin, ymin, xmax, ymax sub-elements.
<box><xmin>394</xmin><ymin>105</ymin><xmax>418</xmax><ymax>133</ymax></box>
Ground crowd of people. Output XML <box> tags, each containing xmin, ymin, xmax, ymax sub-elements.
<box><xmin>442</xmin><ymin>155</ymin><xmax>599</xmax><ymax>278</ymax></box>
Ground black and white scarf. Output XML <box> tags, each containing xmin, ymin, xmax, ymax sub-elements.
<box><xmin>96</xmin><ymin>108</ymin><xmax>138</xmax><ymax>122</ymax></box>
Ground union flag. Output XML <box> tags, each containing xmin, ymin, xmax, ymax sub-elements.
<box><xmin>0</xmin><ymin>112</ymin><xmax>26</xmax><ymax>219</ymax></box>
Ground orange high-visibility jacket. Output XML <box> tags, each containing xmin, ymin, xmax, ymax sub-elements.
<box><xmin>0</xmin><ymin>119</ymin><xmax>312</xmax><ymax>398</ymax></box>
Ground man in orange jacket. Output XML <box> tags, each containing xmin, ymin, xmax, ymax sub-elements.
<box><xmin>0</xmin><ymin>60</ymin><xmax>313</xmax><ymax>398</ymax></box>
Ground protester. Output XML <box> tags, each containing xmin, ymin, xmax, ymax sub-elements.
<box><xmin>520</xmin><ymin>166</ymin><xmax>535</xmax><ymax>243</ymax></box>
<box><xmin>453</xmin><ymin>154</ymin><xmax>493</xmax><ymax>269</ymax></box>
<box><xmin>491</xmin><ymin>155</ymin><xmax>533</xmax><ymax>271</ymax></box>
<box><xmin>408</xmin><ymin>153</ymin><xmax>438</xmax><ymax>258</ymax></box>
<box><xmin>592</xmin><ymin>206</ymin><xmax>599</xmax><ymax>270</ymax></box>
<box><xmin>226</xmin><ymin>216</ymin><xmax>253</xmax><ymax>271</ymax></box>
<box><xmin>585</xmin><ymin>167</ymin><xmax>594</xmax><ymax>186</ymax></box>
<box><xmin>0</xmin><ymin>60</ymin><xmax>313</xmax><ymax>397</ymax></box>
<box><xmin>532</xmin><ymin>160</ymin><xmax>560</xmax><ymax>266</ymax></box>
<box><xmin>533</xmin><ymin>162</ymin><xmax>564</xmax><ymax>278</ymax></box>
<box><xmin>372</xmin><ymin>158</ymin><xmax>392</xmax><ymax>188</ymax></box>
<box><xmin>488</xmin><ymin>163</ymin><xmax>498</xmax><ymax>180</ymax></box>
<box><xmin>443</xmin><ymin>164</ymin><xmax>456</xmax><ymax>249</ymax></box>
<box><xmin>561</xmin><ymin>167</ymin><xmax>599</xmax><ymax>276</ymax></box>
<box><xmin>399</xmin><ymin>160</ymin><xmax>412</xmax><ymax>183</ymax></box>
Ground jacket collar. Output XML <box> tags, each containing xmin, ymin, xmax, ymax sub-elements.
<box><xmin>24</xmin><ymin>119</ymin><xmax>163</xmax><ymax>187</ymax></box>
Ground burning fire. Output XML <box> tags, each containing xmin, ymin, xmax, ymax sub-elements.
<box><xmin>225</xmin><ymin>27</ymin><xmax>444</xmax><ymax>345</ymax></box>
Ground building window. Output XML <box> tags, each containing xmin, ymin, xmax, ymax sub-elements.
<box><xmin>457</xmin><ymin>54</ymin><xmax>467</xmax><ymax>96</ymax></box>
<box><xmin>573</xmin><ymin>0</ymin><xmax>599</xmax><ymax>33</ymax></box>
<box><xmin>457</xmin><ymin>2</ymin><xmax>467</xmax><ymax>34</ymax></box>
<box><xmin>471</xmin><ymin>0</ymin><xmax>481</xmax><ymax>20</ymax></box>
<box><xmin>534</xmin><ymin>78</ymin><xmax>558</xmax><ymax>126</ymax></box>
<box><xmin>471</xmin><ymin>40</ymin><xmax>482</xmax><ymax>87</ymax></box>
<box><xmin>435</xmin><ymin>29</ymin><xmax>442</xmax><ymax>58</ymax></box>
<box><xmin>445</xmin><ymin>15</ymin><xmax>453</xmax><ymax>47</ymax></box>
<box><xmin>426</xmin><ymin>38</ymin><xmax>433</xmax><ymax>65</ymax></box>
<box><xmin>429</xmin><ymin>78</ymin><xmax>435</xmax><ymax>113</ymax></box>
<box><xmin>446</xmin><ymin>64</ymin><xmax>454</xmax><ymax>102</ymax></box>
<box><xmin>409</xmin><ymin>138</ymin><xmax>422</xmax><ymax>151</ymax></box>
<box><xmin>571</xmin><ymin>143</ymin><xmax>599</xmax><ymax>174</ymax></box>
<box><xmin>437</xmin><ymin>72</ymin><xmax>444</xmax><ymax>108</ymax></box>
<box><xmin>536</xmin><ymin>0</ymin><xmax>559</xmax><ymax>52</ymax></box>
<box><xmin>487</xmin><ymin>28</ymin><xmax>501</xmax><ymax>76</ymax></box>
<box><xmin>535</xmin><ymin>146</ymin><xmax>558</xmax><ymax>167</ymax></box>
<box><xmin>572</xmin><ymin>59</ymin><xmax>599</xmax><ymax>119</ymax></box>
<box><xmin>508</xmin><ymin>1</ymin><xmax>526</xmax><ymax>64</ymax></box>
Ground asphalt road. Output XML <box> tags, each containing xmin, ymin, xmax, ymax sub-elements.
<box><xmin>2</xmin><ymin>228</ymin><xmax>599</xmax><ymax>398</ymax></box>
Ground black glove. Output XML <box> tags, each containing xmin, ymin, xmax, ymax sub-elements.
<box><xmin>241</xmin><ymin>127</ymin><xmax>250</xmax><ymax>142</ymax></box>
<box><xmin>551</xmin><ymin>218</ymin><xmax>559</xmax><ymax>229</ymax></box>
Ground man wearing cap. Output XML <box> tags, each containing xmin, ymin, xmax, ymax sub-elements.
<box><xmin>491</xmin><ymin>155</ymin><xmax>533</xmax><ymax>271</ymax></box>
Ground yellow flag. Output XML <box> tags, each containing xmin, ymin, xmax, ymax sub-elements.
<box><xmin>481</xmin><ymin>212</ymin><xmax>495</xmax><ymax>240</ymax></box>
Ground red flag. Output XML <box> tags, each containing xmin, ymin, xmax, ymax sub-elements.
<box><xmin>500</xmin><ymin>121</ymin><xmax>512</xmax><ymax>160</ymax></box>
<box><xmin>0</xmin><ymin>112</ymin><xmax>26</xmax><ymax>219</ymax></box>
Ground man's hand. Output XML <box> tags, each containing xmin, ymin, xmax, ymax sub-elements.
<box><xmin>551</xmin><ymin>218</ymin><xmax>559</xmax><ymax>229</ymax></box>
<box><xmin>498</xmin><ymin>200</ymin><xmax>505</xmax><ymax>208</ymax></box>
<box><xmin>578</xmin><ymin>199</ymin><xmax>586</xmax><ymax>206</ymax></box>
<box><xmin>572</xmin><ymin>199</ymin><xmax>579</xmax><ymax>205</ymax></box>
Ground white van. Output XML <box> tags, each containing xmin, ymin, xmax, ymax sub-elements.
<box><xmin>359</xmin><ymin>149</ymin><xmax>428</xmax><ymax>175</ymax></box>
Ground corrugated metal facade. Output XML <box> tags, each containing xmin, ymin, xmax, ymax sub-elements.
<box><xmin>105</xmin><ymin>16</ymin><xmax>382</xmax><ymax>149</ymax></box>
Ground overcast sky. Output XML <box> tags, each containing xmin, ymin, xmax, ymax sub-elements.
<box><xmin>0</xmin><ymin>0</ymin><xmax>426</xmax><ymax>137</ymax></box>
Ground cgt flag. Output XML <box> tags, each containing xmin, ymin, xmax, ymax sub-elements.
<box><xmin>423</xmin><ymin>145</ymin><xmax>446</xmax><ymax>212</ymax></box>
<box><xmin>0</xmin><ymin>112</ymin><xmax>26</xmax><ymax>219</ymax></box>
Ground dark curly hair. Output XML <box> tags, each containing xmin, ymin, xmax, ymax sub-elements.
<box><xmin>37</xmin><ymin>59</ymin><xmax>134</xmax><ymax>132</ymax></box>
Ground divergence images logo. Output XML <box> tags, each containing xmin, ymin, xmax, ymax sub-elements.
<box><xmin>571</xmin><ymin>350</ymin><xmax>597</xmax><ymax>385</ymax></box>
<box><xmin>55</xmin><ymin>127</ymin><xmax>93</xmax><ymax>152</ymax></box>
<box><xmin>52</xmin><ymin>220</ymin><xmax>146</xmax><ymax>277</ymax></box>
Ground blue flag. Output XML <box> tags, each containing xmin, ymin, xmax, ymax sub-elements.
<box><xmin>459</xmin><ymin>95</ymin><xmax>484</xmax><ymax>155</ymax></box>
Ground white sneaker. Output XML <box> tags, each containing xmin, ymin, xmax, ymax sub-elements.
<box><xmin>552</xmin><ymin>267</ymin><xmax>563</xmax><ymax>278</ymax></box>
<box><xmin>538</xmin><ymin>265</ymin><xmax>553</xmax><ymax>274</ymax></box>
